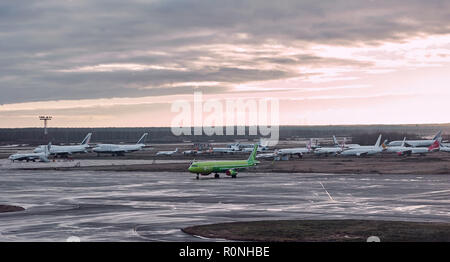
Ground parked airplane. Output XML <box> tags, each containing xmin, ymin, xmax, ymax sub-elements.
<box><xmin>34</xmin><ymin>133</ymin><xmax>92</xmax><ymax>156</ymax></box>
<box><xmin>315</xmin><ymin>144</ymin><xmax>344</xmax><ymax>156</ymax></box>
<box><xmin>382</xmin><ymin>137</ymin><xmax>408</xmax><ymax>154</ymax></box>
<box><xmin>256</xmin><ymin>151</ymin><xmax>278</xmax><ymax>160</ymax></box>
<box><xmin>276</xmin><ymin>139</ymin><xmax>313</xmax><ymax>159</ymax></box>
<box><xmin>93</xmin><ymin>133</ymin><xmax>148</xmax><ymax>156</ymax></box>
<box><xmin>340</xmin><ymin>135</ymin><xmax>383</xmax><ymax>156</ymax></box>
<box><xmin>440</xmin><ymin>143</ymin><xmax>450</xmax><ymax>153</ymax></box>
<box><xmin>188</xmin><ymin>144</ymin><xmax>259</xmax><ymax>179</ymax></box>
<box><xmin>387</xmin><ymin>131</ymin><xmax>442</xmax><ymax>147</ymax></box>
<box><xmin>212</xmin><ymin>144</ymin><xmax>240</xmax><ymax>154</ymax></box>
<box><xmin>242</xmin><ymin>145</ymin><xmax>267</xmax><ymax>153</ymax></box>
<box><xmin>227</xmin><ymin>142</ymin><xmax>241</xmax><ymax>148</ymax></box>
<box><xmin>335</xmin><ymin>136</ymin><xmax>360</xmax><ymax>148</ymax></box>
<box><xmin>183</xmin><ymin>149</ymin><xmax>212</xmax><ymax>155</ymax></box>
<box><xmin>156</xmin><ymin>148</ymin><xmax>179</xmax><ymax>156</ymax></box>
<box><xmin>383</xmin><ymin>138</ymin><xmax>440</xmax><ymax>156</ymax></box>
<box><xmin>9</xmin><ymin>143</ymin><xmax>52</xmax><ymax>162</ymax></box>
<box><xmin>314</xmin><ymin>136</ymin><xmax>346</xmax><ymax>156</ymax></box>
<box><xmin>183</xmin><ymin>149</ymin><xmax>197</xmax><ymax>155</ymax></box>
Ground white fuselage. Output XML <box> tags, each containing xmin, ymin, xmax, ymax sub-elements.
<box><xmin>341</xmin><ymin>146</ymin><xmax>383</xmax><ymax>156</ymax></box>
<box><xmin>156</xmin><ymin>150</ymin><xmax>178</xmax><ymax>156</ymax></box>
<box><xmin>384</xmin><ymin>145</ymin><xmax>429</xmax><ymax>155</ymax></box>
<box><xmin>388</xmin><ymin>140</ymin><xmax>436</xmax><ymax>147</ymax></box>
<box><xmin>9</xmin><ymin>152</ymin><xmax>49</xmax><ymax>162</ymax></box>
<box><xmin>440</xmin><ymin>145</ymin><xmax>450</xmax><ymax>152</ymax></box>
<box><xmin>314</xmin><ymin>147</ymin><xmax>343</xmax><ymax>155</ymax></box>
<box><xmin>34</xmin><ymin>144</ymin><xmax>89</xmax><ymax>155</ymax></box>
<box><xmin>276</xmin><ymin>147</ymin><xmax>310</xmax><ymax>156</ymax></box>
<box><xmin>256</xmin><ymin>152</ymin><xmax>277</xmax><ymax>159</ymax></box>
<box><xmin>93</xmin><ymin>144</ymin><xmax>145</xmax><ymax>154</ymax></box>
<box><xmin>242</xmin><ymin>146</ymin><xmax>267</xmax><ymax>153</ymax></box>
<box><xmin>212</xmin><ymin>147</ymin><xmax>238</xmax><ymax>153</ymax></box>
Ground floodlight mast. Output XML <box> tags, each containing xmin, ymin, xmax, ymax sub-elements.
<box><xmin>39</xmin><ymin>116</ymin><xmax>52</xmax><ymax>135</ymax></box>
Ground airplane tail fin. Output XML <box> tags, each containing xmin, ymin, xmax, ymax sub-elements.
<box><xmin>81</xmin><ymin>133</ymin><xmax>92</xmax><ymax>145</ymax></box>
<box><xmin>137</xmin><ymin>133</ymin><xmax>148</xmax><ymax>144</ymax></box>
<box><xmin>341</xmin><ymin>138</ymin><xmax>347</xmax><ymax>150</ymax></box>
<box><xmin>428</xmin><ymin>140</ymin><xmax>440</xmax><ymax>152</ymax></box>
<box><xmin>375</xmin><ymin>134</ymin><xmax>382</xmax><ymax>148</ymax></box>
<box><xmin>400</xmin><ymin>137</ymin><xmax>406</xmax><ymax>147</ymax></box>
<box><xmin>333</xmin><ymin>135</ymin><xmax>339</xmax><ymax>146</ymax></box>
<box><xmin>433</xmin><ymin>131</ymin><xmax>442</xmax><ymax>141</ymax></box>
<box><xmin>247</xmin><ymin>144</ymin><xmax>258</xmax><ymax>164</ymax></box>
<box><xmin>44</xmin><ymin>142</ymin><xmax>52</xmax><ymax>156</ymax></box>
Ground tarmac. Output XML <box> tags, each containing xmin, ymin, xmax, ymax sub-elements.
<box><xmin>0</xmin><ymin>168</ymin><xmax>448</xmax><ymax>241</ymax></box>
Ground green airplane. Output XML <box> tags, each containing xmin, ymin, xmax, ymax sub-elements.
<box><xmin>188</xmin><ymin>144</ymin><xmax>259</xmax><ymax>179</ymax></box>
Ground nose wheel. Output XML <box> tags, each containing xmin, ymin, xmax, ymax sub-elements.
<box><xmin>214</xmin><ymin>173</ymin><xmax>220</xmax><ymax>179</ymax></box>
<box><xmin>196</xmin><ymin>174</ymin><xmax>199</xmax><ymax>180</ymax></box>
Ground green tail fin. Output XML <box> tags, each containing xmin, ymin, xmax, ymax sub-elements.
<box><xmin>247</xmin><ymin>144</ymin><xmax>258</xmax><ymax>164</ymax></box>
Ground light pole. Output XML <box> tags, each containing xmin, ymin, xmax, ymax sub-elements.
<box><xmin>39</xmin><ymin>116</ymin><xmax>52</xmax><ymax>135</ymax></box>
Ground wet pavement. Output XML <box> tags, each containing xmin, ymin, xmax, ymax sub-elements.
<box><xmin>0</xmin><ymin>169</ymin><xmax>448</xmax><ymax>241</ymax></box>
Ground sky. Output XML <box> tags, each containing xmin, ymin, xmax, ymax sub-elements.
<box><xmin>1</xmin><ymin>0</ymin><xmax>450</xmax><ymax>128</ymax></box>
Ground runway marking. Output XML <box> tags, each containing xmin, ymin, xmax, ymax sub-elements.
<box><xmin>319</xmin><ymin>182</ymin><xmax>335</xmax><ymax>202</ymax></box>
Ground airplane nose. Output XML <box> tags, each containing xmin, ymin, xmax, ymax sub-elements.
<box><xmin>188</xmin><ymin>166</ymin><xmax>196</xmax><ymax>173</ymax></box>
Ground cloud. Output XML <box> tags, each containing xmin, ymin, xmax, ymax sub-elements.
<box><xmin>1</xmin><ymin>0</ymin><xmax>450</xmax><ymax>105</ymax></box>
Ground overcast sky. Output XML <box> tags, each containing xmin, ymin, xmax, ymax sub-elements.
<box><xmin>1</xmin><ymin>0</ymin><xmax>450</xmax><ymax>127</ymax></box>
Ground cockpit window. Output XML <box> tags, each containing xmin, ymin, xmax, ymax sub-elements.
<box><xmin>191</xmin><ymin>164</ymin><xmax>198</xmax><ymax>167</ymax></box>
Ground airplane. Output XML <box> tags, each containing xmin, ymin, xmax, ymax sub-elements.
<box><xmin>275</xmin><ymin>139</ymin><xmax>313</xmax><ymax>159</ymax></box>
<box><xmin>382</xmin><ymin>137</ymin><xmax>408</xmax><ymax>154</ymax></box>
<box><xmin>314</xmin><ymin>144</ymin><xmax>344</xmax><ymax>156</ymax></box>
<box><xmin>183</xmin><ymin>149</ymin><xmax>212</xmax><ymax>155</ymax></box>
<box><xmin>183</xmin><ymin>149</ymin><xmax>197</xmax><ymax>155</ymax></box>
<box><xmin>156</xmin><ymin>148</ymin><xmax>179</xmax><ymax>156</ymax></box>
<box><xmin>334</xmin><ymin>136</ymin><xmax>360</xmax><ymax>148</ymax></box>
<box><xmin>383</xmin><ymin>138</ymin><xmax>440</xmax><ymax>156</ymax></box>
<box><xmin>212</xmin><ymin>144</ymin><xmax>240</xmax><ymax>154</ymax></box>
<box><xmin>256</xmin><ymin>151</ymin><xmax>278</xmax><ymax>160</ymax></box>
<box><xmin>241</xmin><ymin>140</ymin><xmax>270</xmax><ymax>153</ymax></box>
<box><xmin>93</xmin><ymin>133</ymin><xmax>148</xmax><ymax>156</ymax></box>
<box><xmin>227</xmin><ymin>142</ymin><xmax>242</xmax><ymax>148</ymax></box>
<box><xmin>242</xmin><ymin>145</ymin><xmax>268</xmax><ymax>153</ymax></box>
<box><xmin>440</xmin><ymin>143</ymin><xmax>450</xmax><ymax>153</ymax></box>
<box><xmin>188</xmin><ymin>144</ymin><xmax>259</xmax><ymax>179</ymax></box>
<box><xmin>33</xmin><ymin>133</ymin><xmax>92</xmax><ymax>156</ymax></box>
<box><xmin>340</xmin><ymin>134</ymin><xmax>383</xmax><ymax>156</ymax></box>
<box><xmin>9</xmin><ymin>143</ymin><xmax>52</xmax><ymax>162</ymax></box>
<box><xmin>387</xmin><ymin>131</ymin><xmax>442</xmax><ymax>147</ymax></box>
<box><xmin>314</xmin><ymin>136</ymin><xmax>347</xmax><ymax>156</ymax></box>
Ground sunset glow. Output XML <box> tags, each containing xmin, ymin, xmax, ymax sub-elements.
<box><xmin>1</xmin><ymin>1</ymin><xmax>449</xmax><ymax>127</ymax></box>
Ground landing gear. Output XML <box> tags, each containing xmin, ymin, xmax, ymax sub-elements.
<box><xmin>214</xmin><ymin>173</ymin><xmax>220</xmax><ymax>179</ymax></box>
<box><xmin>196</xmin><ymin>174</ymin><xmax>199</xmax><ymax>180</ymax></box>
<box><xmin>231</xmin><ymin>174</ymin><xmax>237</xmax><ymax>179</ymax></box>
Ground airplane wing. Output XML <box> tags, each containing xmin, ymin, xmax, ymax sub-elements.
<box><xmin>404</xmin><ymin>142</ymin><xmax>415</xmax><ymax>147</ymax></box>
